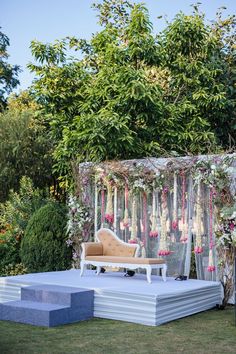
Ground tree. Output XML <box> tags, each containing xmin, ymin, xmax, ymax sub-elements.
<box><xmin>0</xmin><ymin>95</ymin><xmax>53</xmax><ymax>201</ymax></box>
<box><xmin>0</xmin><ymin>28</ymin><xmax>20</xmax><ymax>110</ymax></box>
<box><xmin>28</xmin><ymin>1</ymin><xmax>236</xmax><ymax>184</ymax></box>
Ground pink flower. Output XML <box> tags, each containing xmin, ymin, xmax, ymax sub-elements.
<box><xmin>229</xmin><ymin>223</ymin><xmax>235</xmax><ymax>231</ymax></box>
<box><xmin>207</xmin><ymin>265</ymin><xmax>216</xmax><ymax>272</ymax></box>
<box><xmin>172</xmin><ymin>220</ymin><xmax>178</xmax><ymax>230</ymax></box>
<box><xmin>105</xmin><ymin>214</ymin><xmax>114</xmax><ymax>223</ymax></box>
<box><xmin>128</xmin><ymin>239</ymin><xmax>137</xmax><ymax>244</ymax></box>
<box><xmin>158</xmin><ymin>250</ymin><xmax>171</xmax><ymax>256</ymax></box>
<box><xmin>180</xmin><ymin>236</ymin><xmax>188</xmax><ymax>243</ymax></box>
<box><xmin>163</xmin><ymin>186</ymin><xmax>168</xmax><ymax>193</ymax></box>
<box><xmin>194</xmin><ymin>246</ymin><xmax>203</xmax><ymax>254</ymax></box>
<box><xmin>149</xmin><ymin>231</ymin><xmax>158</xmax><ymax>238</ymax></box>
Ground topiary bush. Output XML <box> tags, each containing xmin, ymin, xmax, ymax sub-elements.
<box><xmin>20</xmin><ymin>202</ymin><xmax>72</xmax><ymax>273</ymax></box>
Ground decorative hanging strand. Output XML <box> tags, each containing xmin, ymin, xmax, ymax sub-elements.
<box><xmin>129</xmin><ymin>195</ymin><xmax>138</xmax><ymax>243</ymax></box>
<box><xmin>172</xmin><ymin>172</ymin><xmax>178</xmax><ymax>231</ymax></box>
<box><xmin>143</xmin><ymin>192</ymin><xmax>147</xmax><ymax>239</ymax></box>
<box><xmin>105</xmin><ymin>182</ymin><xmax>114</xmax><ymax>224</ymax></box>
<box><xmin>114</xmin><ymin>186</ymin><xmax>117</xmax><ymax>231</ymax></box>
<box><xmin>94</xmin><ymin>183</ymin><xmax>98</xmax><ymax>234</ymax></box>
<box><xmin>180</xmin><ymin>171</ymin><xmax>188</xmax><ymax>243</ymax></box>
<box><xmin>194</xmin><ymin>181</ymin><xmax>203</xmax><ymax>254</ymax></box>
<box><xmin>101</xmin><ymin>188</ymin><xmax>105</xmax><ymax>227</ymax></box>
<box><xmin>123</xmin><ymin>183</ymin><xmax>129</xmax><ymax>227</ymax></box>
<box><xmin>150</xmin><ymin>188</ymin><xmax>158</xmax><ymax>237</ymax></box>
<box><xmin>158</xmin><ymin>187</ymin><xmax>171</xmax><ymax>256</ymax></box>
<box><xmin>208</xmin><ymin>187</ymin><xmax>216</xmax><ymax>272</ymax></box>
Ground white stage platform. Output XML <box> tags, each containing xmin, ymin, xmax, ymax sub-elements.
<box><xmin>0</xmin><ymin>269</ymin><xmax>222</xmax><ymax>326</ymax></box>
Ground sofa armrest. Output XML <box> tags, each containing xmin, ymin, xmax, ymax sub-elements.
<box><xmin>81</xmin><ymin>242</ymin><xmax>103</xmax><ymax>259</ymax></box>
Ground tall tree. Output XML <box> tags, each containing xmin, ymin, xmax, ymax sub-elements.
<box><xmin>0</xmin><ymin>93</ymin><xmax>53</xmax><ymax>201</ymax></box>
<box><xmin>0</xmin><ymin>28</ymin><xmax>20</xmax><ymax>110</ymax></box>
<box><xmin>28</xmin><ymin>1</ymin><xmax>236</xmax><ymax>183</ymax></box>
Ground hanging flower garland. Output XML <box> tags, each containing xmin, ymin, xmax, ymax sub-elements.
<box><xmin>207</xmin><ymin>187</ymin><xmax>216</xmax><ymax>272</ymax></box>
<box><xmin>129</xmin><ymin>194</ymin><xmax>138</xmax><ymax>243</ymax></box>
<box><xmin>172</xmin><ymin>172</ymin><xmax>178</xmax><ymax>231</ymax></box>
<box><xmin>180</xmin><ymin>170</ymin><xmax>188</xmax><ymax>243</ymax></box>
<box><xmin>150</xmin><ymin>188</ymin><xmax>158</xmax><ymax>237</ymax></box>
<box><xmin>158</xmin><ymin>187</ymin><xmax>171</xmax><ymax>256</ymax></box>
<box><xmin>104</xmin><ymin>181</ymin><xmax>114</xmax><ymax>224</ymax></box>
<box><xmin>194</xmin><ymin>181</ymin><xmax>204</xmax><ymax>254</ymax></box>
<box><xmin>123</xmin><ymin>183</ymin><xmax>130</xmax><ymax>228</ymax></box>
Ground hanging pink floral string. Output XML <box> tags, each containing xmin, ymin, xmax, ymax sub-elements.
<box><xmin>208</xmin><ymin>187</ymin><xmax>216</xmax><ymax>272</ymax></box>
<box><xmin>180</xmin><ymin>171</ymin><xmax>188</xmax><ymax>243</ymax></box>
<box><xmin>123</xmin><ymin>183</ymin><xmax>129</xmax><ymax>227</ymax></box>
<box><xmin>150</xmin><ymin>189</ymin><xmax>158</xmax><ymax>237</ymax></box>
<box><xmin>194</xmin><ymin>181</ymin><xmax>203</xmax><ymax>254</ymax></box>
<box><xmin>158</xmin><ymin>187</ymin><xmax>171</xmax><ymax>256</ymax></box>
<box><xmin>172</xmin><ymin>172</ymin><xmax>178</xmax><ymax>231</ymax></box>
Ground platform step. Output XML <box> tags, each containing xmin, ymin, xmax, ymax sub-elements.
<box><xmin>0</xmin><ymin>285</ymin><xmax>94</xmax><ymax>327</ymax></box>
<box><xmin>21</xmin><ymin>284</ymin><xmax>92</xmax><ymax>306</ymax></box>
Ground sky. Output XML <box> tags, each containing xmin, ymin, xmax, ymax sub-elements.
<box><xmin>1</xmin><ymin>0</ymin><xmax>236</xmax><ymax>91</ymax></box>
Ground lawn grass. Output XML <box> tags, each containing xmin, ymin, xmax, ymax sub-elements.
<box><xmin>0</xmin><ymin>307</ymin><xmax>235</xmax><ymax>354</ymax></box>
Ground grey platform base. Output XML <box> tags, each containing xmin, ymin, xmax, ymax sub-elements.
<box><xmin>0</xmin><ymin>284</ymin><xmax>94</xmax><ymax>327</ymax></box>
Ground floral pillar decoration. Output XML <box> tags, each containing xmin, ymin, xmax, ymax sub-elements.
<box><xmin>180</xmin><ymin>171</ymin><xmax>188</xmax><ymax>243</ymax></box>
<box><xmin>158</xmin><ymin>187</ymin><xmax>171</xmax><ymax>256</ymax></box>
<box><xmin>150</xmin><ymin>187</ymin><xmax>158</xmax><ymax>237</ymax></box>
<box><xmin>194</xmin><ymin>181</ymin><xmax>204</xmax><ymax>254</ymax></box>
<box><xmin>208</xmin><ymin>187</ymin><xmax>216</xmax><ymax>272</ymax></box>
<box><xmin>172</xmin><ymin>172</ymin><xmax>178</xmax><ymax>231</ymax></box>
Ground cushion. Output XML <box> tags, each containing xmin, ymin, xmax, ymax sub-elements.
<box><xmin>85</xmin><ymin>256</ymin><xmax>165</xmax><ymax>265</ymax></box>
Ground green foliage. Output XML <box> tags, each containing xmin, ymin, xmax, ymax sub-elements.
<box><xmin>0</xmin><ymin>28</ymin><xmax>20</xmax><ymax>110</ymax></box>
<box><xmin>0</xmin><ymin>227</ymin><xmax>21</xmax><ymax>271</ymax></box>
<box><xmin>0</xmin><ymin>263</ymin><xmax>28</xmax><ymax>277</ymax></box>
<box><xmin>28</xmin><ymin>2</ymin><xmax>236</xmax><ymax>183</ymax></box>
<box><xmin>0</xmin><ymin>104</ymin><xmax>53</xmax><ymax>201</ymax></box>
<box><xmin>20</xmin><ymin>202</ymin><xmax>72</xmax><ymax>273</ymax></box>
<box><xmin>0</xmin><ymin>177</ymin><xmax>48</xmax><ymax>273</ymax></box>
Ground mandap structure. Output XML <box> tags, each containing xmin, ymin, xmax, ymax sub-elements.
<box><xmin>67</xmin><ymin>154</ymin><xmax>236</xmax><ymax>303</ymax></box>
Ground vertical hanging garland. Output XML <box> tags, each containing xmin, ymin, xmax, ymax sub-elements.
<box><xmin>123</xmin><ymin>183</ymin><xmax>129</xmax><ymax>227</ymax></box>
<box><xmin>180</xmin><ymin>171</ymin><xmax>188</xmax><ymax>243</ymax></box>
<box><xmin>150</xmin><ymin>188</ymin><xmax>158</xmax><ymax>237</ymax></box>
<box><xmin>101</xmin><ymin>188</ymin><xmax>105</xmax><ymax>227</ymax></box>
<box><xmin>130</xmin><ymin>194</ymin><xmax>138</xmax><ymax>243</ymax></box>
<box><xmin>114</xmin><ymin>186</ymin><xmax>118</xmax><ymax>231</ymax></box>
<box><xmin>142</xmin><ymin>192</ymin><xmax>147</xmax><ymax>239</ymax></box>
<box><xmin>208</xmin><ymin>187</ymin><xmax>216</xmax><ymax>272</ymax></box>
<box><xmin>172</xmin><ymin>172</ymin><xmax>178</xmax><ymax>231</ymax></box>
<box><xmin>194</xmin><ymin>181</ymin><xmax>203</xmax><ymax>254</ymax></box>
<box><xmin>104</xmin><ymin>180</ymin><xmax>114</xmax><ymax>224</ymax></box>
<box><xmin>158</xmin><ymin>187</ymin><xmax>171</xmax><ymax>256</ymax></box>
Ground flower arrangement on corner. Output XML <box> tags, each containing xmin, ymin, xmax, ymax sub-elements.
<box><xmin>215</xmin><ymin>205</ymin><xmax>236</xmax><ymax>308</ymax></box>
<box><xmin>66</xmin><ymin>195</ymin><xmax>92</xmax><ymax>268</ymax></box>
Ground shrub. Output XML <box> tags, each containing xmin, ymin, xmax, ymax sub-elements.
<box><xmin>0</xmin><ymin>177</ymin><xmax>48</xmax><ymax>273</ymax></box>
<box><xmin>20</xmin><ymin>202</ymin><xmax>72</xmax><ymax>272</ymax></box>
<box><xmin>0</xmin><ymin>263</ymin><xmax>28</xmax><ymax>277</ymax></box>
<box><xmin>0</xmin><ymin>228</ymin><xmax>21</xmax><ymax>273</ymax></box>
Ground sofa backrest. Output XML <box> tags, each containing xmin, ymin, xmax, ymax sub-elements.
<box><xmin>96</xmin><ymin>228</ymin><xmax>138</xmax><ymax>257</ymax></box>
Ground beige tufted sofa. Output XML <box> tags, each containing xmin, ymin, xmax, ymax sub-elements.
<box><xmin>80</xmin><ymin>228</ymin><xmax>167</xmax><ymax>283</ymax></box>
